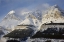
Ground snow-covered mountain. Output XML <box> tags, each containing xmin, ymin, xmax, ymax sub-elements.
<box><xmin>0</xmin><ymin>5</ymin><xmax>64</xmax><ymax>42</ymax></box>
<box><xmin>0</xmin><ymin>10</ymin><xmax>22</xmax><ymax>30</ymax></box>
<box><xmin>20</xmin><ymin>14</ymin><xmax>41</xmax><ymax>27</ymax></box>
<box><xmin>42</xmin><ymin>5</ymin><xmax>64</xmax><ymax>24</ymax></box>
<box><xmin>0</xmin><ymin>5</ymin><xmax>64</xmax><ymax>31</ymax></box>
<box><xmin>4</xmin><ymin>10</ymin><xmax>21</xmax><ymax>20</ymax></box>
<box><xmin>0</xmin><ymin>10</ymin><xmax>42</xmax><ymax>32</ymax></box>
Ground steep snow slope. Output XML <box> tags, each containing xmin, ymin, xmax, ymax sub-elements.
<box><xmin>20</xmin><ymin>17</ymin><xmax>34</xmax><ymax>25</ymax></box>
<box><xmin>42</xmin><ymin>5</ymin><xmax>64</xmax><ymax>24</ymax></box>
<box><xmin>0</xmin><ymin>10</ymin><xmax>22</xmax><ymax>31</ymax></box>
<box><xmin>4</xmin><ymin>10</ymin><xmax>21</xmax><ymax>20</ymax></box>
<box><xmin>20</xmin><ymin>14</ymin><xmax>41</xmax><ymax>27</ymax></box>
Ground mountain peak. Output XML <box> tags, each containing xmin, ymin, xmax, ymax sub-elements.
<box><xmin>50</xmin><ymin>4</ymin><xmax>60</xmax><ymax>10</ymax></box>
<box><xmin>42</xmin><ymin>5</ymin><xmax>64</xmax><ymax>24</ymax></box>
<box><xmin>8</xmin><ymin>10</ymin><xmax>15</xmax><ymax>14</ymax></box>
<box><xmin>44</xmin><ymin>5</ymin><xmax>62</xmax><ymax>15</ymax></box>
<box><xmin>3</xmin><ymin>10</ymin><xmax>21</xmax><ymax>21</ymax></box>
<box><xmin>53</xmin><ymin>4</ymin><xmax>59</xmax><ymax>8</ymax></box>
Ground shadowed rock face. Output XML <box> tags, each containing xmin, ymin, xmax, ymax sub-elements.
<box><xmin>45</xmin><ymin>40</ymin><xmax>51</xmax><ymax>42</ymax></box>
<box><xmin>6</xmin><ymin>40</ymin><xmax>20</xmax><ymax>42</ymax></box>
<box><xmin>4</xmin><ymin>28</ymin><xmax>33</xmax><ymax>38</ymax></box>
<box><xmin>0</xmin><ymin>30</ymin><xmax>4</xmax><ymax>35</ymax></box>
<box><xmin>31</xmin><ymin>28</ymin><xmax>64</xmax><ymax>39</ymax></box>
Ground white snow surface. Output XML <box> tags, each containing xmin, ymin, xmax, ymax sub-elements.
<box><xmin>20</xmin><ymin>18</ymin><xmax>34</xmax><ymax>25</ymax></box>
<box><xmin>8</xmin><ymin>10</ymin><xmax>15</xmax><ymax>14</ymax></box>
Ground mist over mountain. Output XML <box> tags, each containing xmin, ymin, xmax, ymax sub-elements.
<box><xmin>0</xmin><ymin>5</ymin><xmax>64</xmax><ymax>42</ymax></box>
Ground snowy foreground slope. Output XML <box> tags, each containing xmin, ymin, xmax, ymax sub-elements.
<box><xmin>0</xmin><ymin>5</ymin><xmax>64</xmax><ymax>42</ymax></box>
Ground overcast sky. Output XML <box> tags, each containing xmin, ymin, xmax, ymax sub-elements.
<box><xmin>0</xmin><ymin>0</ymin><xmax>64</xmax><ymax>22</ymax></box>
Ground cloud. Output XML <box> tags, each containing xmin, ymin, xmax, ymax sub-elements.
<box><xmin>42</xmin><ymin>3</ymin><xmax>51</xmax><ymax>9</ymax></box>
<box><xmin>20</xmin><ymin>9</ymin><xmax>31</xmax><ymax>15</ymax></box>
<box><xmin>15</xmin><ymin>8</ymin><xmax>32</xmax><ymax>16</ymax></box>
<box><xmin>36</xmin><ymin>3</ymin><xmax>51</xmax><ymax>11</ymax></box>
<box><xmin>15</xmin><ymin>3</ymin><xmax>51</xmax><ymax>15</ymax></box>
